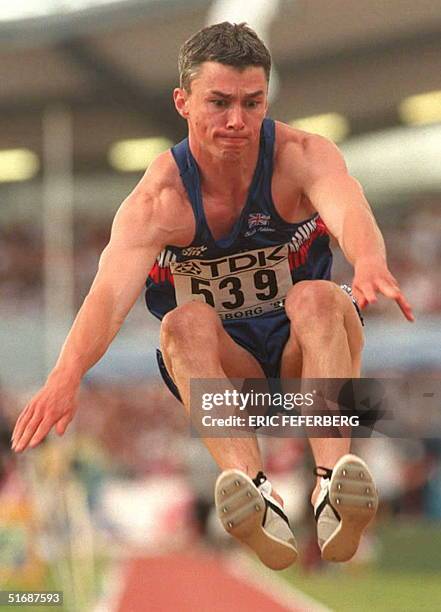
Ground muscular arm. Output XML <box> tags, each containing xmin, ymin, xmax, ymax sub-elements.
<box><xmin>53</xmin><ymin>192</ymin><xmax>161</xmax><ymax>383</ymax></box>
<box><xmin>298</xmin><ymin>135</ymin><xmax>414</xmax><ymax>321</ymax></box>
<box><xmin>12</xmin><ymin>159</ymin><xmax>183</xmax><ymax>452</ymax></box>
<box><xmin>306</xmin><ymin>165</ymin><xmax>386</xmax><ymax>266</ymax></box>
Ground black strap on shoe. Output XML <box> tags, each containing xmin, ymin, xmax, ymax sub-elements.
<box><xmin>313</xmin><ymin>466</ymin><xmax>340</xmax><ymax>523</ymax></box>
<box><xmin>263</xmin><ymin>497</ymin><xmax>291</xmax><ymax>527</ymax></box>
<box><xmin>313</xmin><ymin>466</ymin><xmax>333</xmax><ymax>479</ymax></box>
<box><xmin>252</xmin><ymin>471</ymin><xmax>267</xmax><ymax>487</ymax></box>
<box><xmin>314</xmin><ymin>491</ymin><xmax>340</xmax><ymax>522</ymax></box>
<box><xmin>252</xmin><ymin>471</ymin><xmax>291</xmax><ymax>528</ymax></box>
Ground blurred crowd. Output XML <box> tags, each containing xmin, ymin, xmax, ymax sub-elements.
<box><xmin>0</xmin><ymin>216</ymin><xmax>109</xmax><ymax>314</ymax></box>
<box><xmin>331</xmin><ymin>197</ymin><xmax>441</xmax><ymax>317</ymax></box>
<box><xmin>1</xmin><ymin>197</ymin><xmax>440</xmax><ymax>317</ymax></box>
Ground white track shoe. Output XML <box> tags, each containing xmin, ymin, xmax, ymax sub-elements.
<box><xmin>215</xmin><ymin>469</ymin><xmax>298</xmax><ymax>570</ymax></box>
<box><xmin>314</xmin><ymin>454</ymin><xmax>379</xmax><ymax>562</ymax></box>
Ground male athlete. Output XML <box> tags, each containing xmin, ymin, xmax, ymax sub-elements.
<box><xmin>12</xmin><ymin>23</ymin><xmax>414</xmax><ymax>569</ymax></box>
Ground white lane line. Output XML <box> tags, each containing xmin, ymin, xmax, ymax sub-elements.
<box><xmin>223</xmin><ymin>550</ymin><xmax>333</xmax><ymax>612</ymax></box>
<box><xmin>92</xmin><ymin>559</ymin><xmax>128</xmax><ymax>612</ymax></box>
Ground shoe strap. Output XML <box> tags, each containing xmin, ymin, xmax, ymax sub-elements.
<box><xmin>313</xmin><ymin>466</ymin><xmax>333</xmax><ymax>479</ymax></box>
<box><xmin>263</xmin><ymin>496</ymin><xmax>291</xmax><ymax>527</ymax></box>
<box><xmin>253</xmin><ymin>472</ymin><xmax>273</xmax><ymax>496</ymax></box>
<box><xmin>252</xmin><ymin>471</ymin><xmax>267</xmax><ymax>487</ymax></box>
<box><xmin>253</xmin><ymin>471</ymin><xmax>291</xmax><ymax>528</ymax></box>
<box><xmin>313</xmin><ymin>467</ymin><xmax>340</xmax><ymax>522</ymax></box>
<box><xmin>253</xmin><ymin>471</ymin><xmax>272</xmax><ymax>497</ymax></box>
<box><xmin>314</xmin><ymin>488</ymin><xmax>340</xmax><ymax>523</ymax></box>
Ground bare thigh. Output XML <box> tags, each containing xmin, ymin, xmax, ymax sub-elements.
<box><xmin>280</xmin><ymin>281</ymin><xmax>364</xmax><ymax>378</ymax></box>
<box><xmin>219</xmin><ymin>328</ymin><xmax>266</xmax><ymax>380</ymax></box>
<box><xmin>160</xmin><ymin>302</ymin><xmax>266</xmax><ymax>382</ymax></box>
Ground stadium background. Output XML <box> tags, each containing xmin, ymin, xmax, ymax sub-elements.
<box><xmin>0</xmin><ymin>1</ymin><xmax>440</xmax><ymax>610</ymax></box>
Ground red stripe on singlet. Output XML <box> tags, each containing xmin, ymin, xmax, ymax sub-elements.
<box><xmin>288</xmin><ymin>217</ymin><xmax>329</xmax><ymax>271</ymax></box>
<box><xmin>148</xmin><ymin>262</ymin><xmax>174</xmax><ymax>285</ymax></box>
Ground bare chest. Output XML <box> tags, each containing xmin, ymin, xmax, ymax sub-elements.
<box><xmin>202</xmin><ymin>195</ymin><xmax>247</xmax><ymax>241</ymax></box>
<box><xmin>200</xmin><ymin>176</ymin><xmax>314</xmax><ymax>242</ymax></box>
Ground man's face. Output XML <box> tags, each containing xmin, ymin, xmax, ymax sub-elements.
<box><xmin>174</xmin><ymin>61</ymin><xmax>269</xmax><ymax>160</ymax></box>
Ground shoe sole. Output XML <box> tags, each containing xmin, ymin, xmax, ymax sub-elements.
<box><xmin>321</xmin><ymin>454</ymin><xmax>378</xmax><ymax>562</ymax></box>
<box><xmin>215</xmin><ymin>469</ymin><xmax>297</xmax><ymax>570</ymax></box>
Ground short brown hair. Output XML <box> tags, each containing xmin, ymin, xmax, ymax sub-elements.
<box><xmin>178</xmin><ymin>22</ymin><xmax>271</xmax><ymax>91</ymax></box>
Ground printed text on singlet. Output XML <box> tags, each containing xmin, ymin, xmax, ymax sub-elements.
<box><xmin>171</xmin><ymin>244</ymin><xmax>292</xmax><ymax>320</ymax></box>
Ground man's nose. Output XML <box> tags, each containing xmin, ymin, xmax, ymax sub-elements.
<box><xmin>226</xmin><ymin>105</ymin><xmax>245</xmax><ymax>130</ymax></box>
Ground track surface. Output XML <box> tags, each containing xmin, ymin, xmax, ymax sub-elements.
<box><xmin>116</xmin><ymin>553</ymin><xmax>305</xmax><ymax>611</ymax></box>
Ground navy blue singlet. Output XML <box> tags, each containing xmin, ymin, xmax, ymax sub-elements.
<box><xmin>146</xmin><ymin>118</ymin><xmax>332</xmax><ymax>318</ymax></box>
<box><xmin>146</xmin><ymin>118</ymin><xmax>333</xmax><ymax>395</ymax></box>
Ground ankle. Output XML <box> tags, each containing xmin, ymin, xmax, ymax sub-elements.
<box><xmin>253</xmin><ymin>471</ymin><xmax>285</xmax><ymax>508</ymax></box>
<box><xmin>311</xmin><ymin>465</ymin><xmax>335</xmax><ymax>507</ymax></box>
<box><xmin>311</xmin><ymin>474</ymin><xmax>333</xmax><ymax>508</ymax></box>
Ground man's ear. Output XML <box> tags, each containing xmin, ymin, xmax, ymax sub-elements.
<box><xmin>173</xmin><ymin>88</ymin><xmax>189</xmax><ymax>119</ymax></box>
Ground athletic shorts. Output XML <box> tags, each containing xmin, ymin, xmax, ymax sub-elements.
<box><xmin>156</xmin><ymin>284</ymin><xmax>363</xmax><ymax>403</ymax></box>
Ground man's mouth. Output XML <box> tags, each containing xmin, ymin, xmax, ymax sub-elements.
<box><xmin>217</xmin><ymin>135</ymin><xmax>249</xmax><ymax>142</ymax></box>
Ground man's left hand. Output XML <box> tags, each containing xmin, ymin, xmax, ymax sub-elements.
<box><xmin>352</xmin><ymin>256</ymin><xmax>415</xmax><ymax>322</ymax></box>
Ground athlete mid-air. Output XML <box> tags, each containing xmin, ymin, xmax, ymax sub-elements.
<box><xmin>12</xmin><ymin>22</ymin><xmax>413</xmax><ymax>569</ymax></box>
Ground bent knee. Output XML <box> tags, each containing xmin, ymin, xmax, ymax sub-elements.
<box><xmin>160</xmin><ymin>301</ymin><xmax>219</xmax><ymax>349</ymax></box>
<box><xmin>286</xmin><ymin>281</ymin><xmax>343</xmax><ymax>326</ymax></box>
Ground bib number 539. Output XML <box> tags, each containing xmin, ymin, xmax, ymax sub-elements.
<box><xmin>191</xmin><ymin>269</ymin><xmax>278</xmax><ymax>310</ymax></box>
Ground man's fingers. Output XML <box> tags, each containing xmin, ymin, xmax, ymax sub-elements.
<box><xmin>12</xmin><ymin>405</ymin><xmax>33</xmax><ymax>442</ymax></box>
<box><xmin>12</xmin><ymin>383</ymin><xmax>78</xmax><ymax>453</ymax></box>
<box><xmin>353</xmin><ymin>284</ymin><xmax>377</xmax><ymax>308</ymax></box>
<box><xmin>13</xmin><ymin>409</ymin><xmax>73</xmax><ymax>451</ymax></box>
<box><xmin>55</xmin><ymin>414</ymin><xmax>72</xmax><ymax>436</ymax></box>
<box><xmin>376</xmin><ymin>279</ymin><xmax>400</xmax><ymax>299</ymax></box>
<box><xmin>28</xmin><ymin>417</ymin><xmax>59</xmax><ymax>449</ymax></box>
<box><xmin>362</xmin><ymin>284</ymin><xmax>377</xmax><ymax>304</ymax></box>
<box><xmin>12</xmin><ymin>406</ymin><xmax>36</xmax><ymax>447</ymax></box>
<box><xmin>353</xmin><ymin>277</ymin><xmax>414</xmax><ymax>322</ymax></box>
<box><xmin>13</xmin><ymin>413</ymin><xmax>44</xmax><ymax>453</ymax></box>
<box><xmin>376</xmin><ymin>279</ymin><xmax>415</xmax><ymax>322</ymax></box>
<box><xmin>395</xmin><ymin>293</ymin><xmax>415</xmax><ymax>322</ymax></box>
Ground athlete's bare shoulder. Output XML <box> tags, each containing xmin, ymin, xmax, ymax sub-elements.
<box><xmin>125</xmin><ymin>150</ymin><xmax>195</xmax><ymax>248</ymax></box>
<box><xmin>274</xmin><ymin>120</ymin><xmax>309</xmax><ymax>156</ymax></box>
<box><xmin>274</xmin><ymin>120</ymin><xmax>347</xmax><ymax>182</ymax></box>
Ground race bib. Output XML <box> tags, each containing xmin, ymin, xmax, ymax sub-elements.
<box><xmin>171</xmin><ymin>244</ymin><xmax>292</xmax><ymax>320</ymax></box>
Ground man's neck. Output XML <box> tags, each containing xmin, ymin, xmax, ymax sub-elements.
<box><xmin>189</xmin><ymin>136</ymin><xmax>260</xmax><ymax>198</ymax></box>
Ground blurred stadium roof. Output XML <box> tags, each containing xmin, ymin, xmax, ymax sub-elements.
<box><xmin>0</xmin><ymin>0</ymin><xmax>440</xmax><ymax>178</ymax></box>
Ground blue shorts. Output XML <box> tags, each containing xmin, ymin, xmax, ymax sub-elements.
<box><xmin>156</xmin><ymin>285</ymin><xmax>363</xmax><ymax>403</ymax></box>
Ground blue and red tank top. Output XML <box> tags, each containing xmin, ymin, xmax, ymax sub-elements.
<box><xmin>145</xmin><ymin>118</ymin><xmax>332</xmax><ymax>322</ymax></box>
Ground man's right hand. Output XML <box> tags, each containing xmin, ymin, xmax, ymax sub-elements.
<box><xmin>11</xmin><ymin>372</ymin><xmax>80</xmax><ymax>453</ymax></box>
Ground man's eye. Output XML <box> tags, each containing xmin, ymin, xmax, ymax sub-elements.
<box><xmin>211</xmin><ymin>99</ymin><xmax>227</xmax><ymax>107</ymax></box>
<box><xmin>246</xmin><ymin>101</ymin><xmax>259</xmax><ymax>108</ymax></box>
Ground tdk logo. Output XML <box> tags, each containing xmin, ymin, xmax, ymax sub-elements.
<box><xmin>198</xmin><ymin>245</ymin><xmax>286</xmax><ymax>278</ymax></box>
